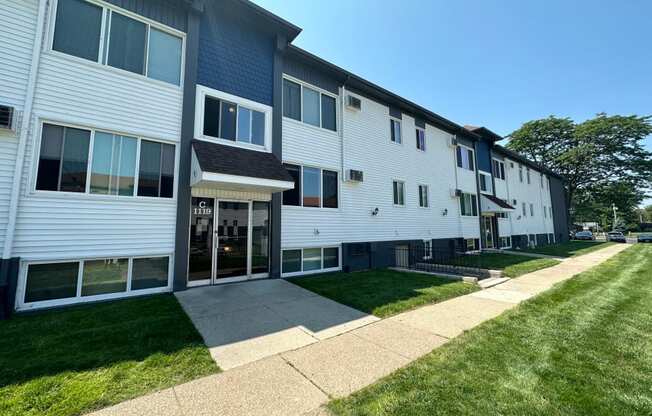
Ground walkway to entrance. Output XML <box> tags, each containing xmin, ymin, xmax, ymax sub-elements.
<box><xmin>90</xmin><ymin>243</ymin><xmax>628</xmax><ymax>416</ymax></box>
<box><xmin>175</xmin><ymin>279</ymin><xmax>379</xmax><ymax>370</ymax></box>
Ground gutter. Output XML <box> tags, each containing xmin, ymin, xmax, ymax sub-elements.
<box><xmin>3</xmin><ymin>0</ymin><xmax>48</xmax><ymax>259</ymax></box>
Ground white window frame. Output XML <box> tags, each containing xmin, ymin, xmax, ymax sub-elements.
<box><xmin>418</xmin><ymin>184</ymin><xmax>429</xmax><ymax>208</ymax></box>
<box><xmin>519</xmin><ymin>164</ymin><xmax>524</xmax><ymax>182</ymax></box>
<box><xmin>281</xmin><ymin>245</ymin><xmax>342</xmax><ymax>277</ymax></box>
<box><xmin>15</xmin><ymin>254</ymin><xmax>173</xmax><ymax>311</ymax></box>
<box><xmin>423</xmin><ymin>240</ymin><xmax>432</xmax><ymax>260</ymax></box>
<box><xmin>492</xmin><ymin>158</ymin><xmax>505</xmax><ymax>180</ymax></box>
<box><xmin>47</xmin><ymin>0</ymin><xmax>186</xmax><ymax>88</ymax></box>
<box><xmin>530</xmin><ymin>203</ymin><xmax>534</xmax><ymax>217</ymax></box>
<box><xmin>281</xmin><ymin>163</ymin><xmax>340</xmax><ymax>210</ymax></box>
<box><xmin>195</xmin><ymin>85</ymin><xmax>273</xmax><ymax>153</ymax></box>
<box><xmin>526</xmin><ymin>167</ymin><xmax>531</xmax><ymax>184</ymax></box>
<box><xmin>465</xmin><ymin>238</ymin><xmax>477</xmax><ymax>252</ymax></box>
<box><xmin>460</xmin><ymin>192</ymin><xmax>478</xmax><ymax>217</ymax></box>
<box><xmin>390</xmin><ymin>117</ymin><xmax>402</xmax><ymax>144</ymax></box>
<box><xmin>522</xmin><ymin>202</ymin><xmax>527</xmax><ymax>217</ymax></box>
<box><xmin>31</xmin><ymin>119</ymin><xmax>178</xmax><ymax>201</ymax></box>
<box><xmin>415</xmin><ymin>127</ymin><xmax>426</xmax><ymax>151</ymax></box>
<box><xmin>393</xmin><ymin>180</ymin><xmax>405</xmax><ymax>206</ymax></box>
<box><xmin>457</xmin><ymin>144</ymin><xmax>475</xmax><ymax>171</ymax></box>
<box><xmin>500</xmin><ymin>236</ymin><xmax>512</xmax><ymax>249</ymax></box>
<box><xmin>479</xmin><ymin>171</ymin><xmax>493</xmax><ymax>194</ymax></box>
<box><xmin>281</xmin><ymin>74</ymin><xmax>339</xmax><ymax>133</ymax></box>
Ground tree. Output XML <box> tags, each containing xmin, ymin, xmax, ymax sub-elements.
<box><xmin>507</xmin><ymin>114</ymin><xmax>652</xmax><ymax>226</ymax></box>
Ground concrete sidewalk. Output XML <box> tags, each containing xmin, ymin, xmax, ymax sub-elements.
<box><xmin>91</xmin><ymin>243</ymin><xmax>629</xmax><ymax>416</ymax></box>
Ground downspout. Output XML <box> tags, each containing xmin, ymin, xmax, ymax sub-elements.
<box><xmin>452</xmin><ymin>134</ymin><xmax>462</xmax><ymax>244</ymax></box>
<box><xmin>3</xmin><ymin>0</ymin><xmax>48</xmax><ymax>260</ymax></box>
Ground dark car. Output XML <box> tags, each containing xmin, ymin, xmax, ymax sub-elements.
<box><xmin>637</xmin><ymin>233</ymin><xmax>652</xmax><ymax>243</ymax></box>
<box><xmin>574</xmin><ymin>231</ymin><xmax>594</xmax><ymax>241</ymax></box>
<box><xmin>606</xmin><ymin>231</ymin><xmax>626</xmax><ymax>243</ymax></box>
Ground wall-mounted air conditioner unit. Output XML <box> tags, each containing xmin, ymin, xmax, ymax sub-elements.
<box><xmin>346</xmin><ymin>95</ymin><xmax>361</xmax><ymax>111</ymax></box>
<box><xmin>450</xmin><ymin>188</ymin><xmax>462</xmax><ymax>198</ymax></box>
<box><xmin>448</xmin><ymin>136</ymin><xmax>458</xmax><ymax>147</ymax></box>
<box><xmin>347</xmin><ymin>169</ymin><xmax>364</xmax><ymax>182</ymax></box>
<box><xmin>0</xmin><ymin>105</ymin><xmax>15</xmax><ymax>131</ymax></box>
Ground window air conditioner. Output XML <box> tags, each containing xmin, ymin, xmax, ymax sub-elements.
<box><xmin>347</xmin><ymin>169</ymin><xmax>364</xmax><ymax>182</ymax></box>
<box><xmin>346</xmin><ymin>95</ymin><xmax>361</xmax><ymax>111</ymax></box>
<box><xmin>0</xmin><ymin>105</ymin><xmax>15</xmax><ymax>131</ymax></box>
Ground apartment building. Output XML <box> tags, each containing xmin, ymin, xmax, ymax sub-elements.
<box><xmin>0</xmin><ymin>0</ymin><xmax>569</xmax><ymax>315</ymax></box>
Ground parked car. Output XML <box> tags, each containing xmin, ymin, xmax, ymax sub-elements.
<box><xmin>606</xmin><ymin>231</ymin><xmax>626</xmax><ymax>243</ymax></box>
<box><xmin>574</xmin><ymin>231</ymin><xmax>594</xmax><ymax>241</ymax></box>
<box><xmin>637</xmin><ymin>233</ymin><xmax>652</xmax><ymax>243</ymax></box>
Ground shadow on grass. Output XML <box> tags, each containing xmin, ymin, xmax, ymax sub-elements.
<box><xmin>289</xmin><ymin>269</ymin><xmax>478</xmax><ymax>317</ymax></box>
<box><xmin>512</xmin><ymin>241</ymin><xmax>614</xmax><ymax>258</ymax></box>
<box><xmin>0</xmin><ymin>294</ymin><xmax>215</xmax><ymax>389</ymax></box>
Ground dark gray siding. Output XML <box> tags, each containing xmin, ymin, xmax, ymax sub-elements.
<box><xmin>549</xmin><ymin>176</ymin><xmax>570</xmax><ymax>242</ymax></box>
<box><xmin>283</xmin><ymin>56</ymin><xmax>340</xmax><ymax>95</ymax></box>
<box><xmin>0</xmin><ymin>258</ymin><xmax>19</xmax><ymax>319</ymax></box>
<box><xmin>173</xmin><ymin>5</ymin><xmax>200</xmax><ymax>291</ymax></box>
<box><xmin>105</xmin><ymin>0</ymin><xmax>187</xmax><ymax>32</ymax></box>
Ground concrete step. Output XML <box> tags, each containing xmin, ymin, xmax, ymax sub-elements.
<box><xmin>478</xmin><ymin>277</ymin><xmax>510</xmax><ymax>289</ymax></box>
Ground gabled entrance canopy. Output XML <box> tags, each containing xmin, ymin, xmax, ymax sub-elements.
<box><xmin>190</xmin><ymin>140</ymin><xmax>294</xmax><ymax>193</ymax></box>
<box><xmin>481</xmin><ymin>194</ymin><xmax>515</xmax><ymax>213</ymax></box>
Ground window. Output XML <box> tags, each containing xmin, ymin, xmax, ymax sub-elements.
<box><xmin>25</xmin><ymin>262</ymin><xmax>79</xmax><ymax>303</ymax></box>
<box><xmin>90</xmin><ymin>132</ymin><xmax>137</xmax><ymax>196</ymax></box>
<box><xmin>107</xmin><ymin>12</ymin><xmax>147</xmax><ymax>75</ymax></box>
<box><xmin>465</xmin><ymin>239</ymin><xmax>476</xmax><ymax>251</ymax></box>
<box><xmin>456</xmin><ymin>146</ymin><xmax>474</xmax><ymax>171</ymax></box>
<box><xmin>549</xmin><ymin>206</ymin><xmax>553</xmax><ymax>218</ymax></box>
<box><xmin>52</xmin><ymin>0</ymin><xmax>183</xmax><ymax>85</ymax></box>
<box><xmin>416</xmin><ymin>128</ymin><xmax>425</xmax><ymax>151</ymax></box>
<box><xmin>82</xmin><ymin>258</ymin><xmax>128</xmax><ymax>296</ymax></box>
<box><xmin>36</xmin><ymin>123</ymin><xmax>175</xmax><ymax>198</ymax></box>
<box><xmin>282</xmin><ymin>250</ymin><xmax>301</xmax><ymax>273</ymax></box>
<box><xmin>202</xmin><ymin>96</ymin><xmax>266</xmax><ymax>144</ymax></box>
<box><xmin>527</xmin><ymin>168</ymin><xmax>531</xmax><ymax>184</ymax></box>
<box><xmin>460</xmin><ymin>193</ymin><xmax>478</xmax><ymax>216</ymax></box>
<box><xmin>282</xmin><ymin>164</ymin><xmax>338</xmax><ymax>208</ymax></box>
<box><xmin>418</xmin><ymin>185</ymin><xmax>429</xmax><ymax>207</ymax></box>
<box><xmin>479</xmin><ymin>172</ymin><xmax>492</xmax><ymax>193</ymax></box>
<box><xmin>544</xmin><ymin>205</ymin><xmax>547</xmax><ymax>218</ymax></box>
<box><xmin>492</xmin><ymin>160</ymin><xmax>505</xmax><ymax>180</ymax></box>
<box><xmin>540</xmin><ymin>174</ymin><xmax>544</xmax><ymax>188</ymax></box>
<box><xmin>36</xmin><ymin>124</ymin><xmax>90</xmax><ymax>192</ymax></box>
<box><xmin>303</xmin><ymin>167</ymin><xmax>320</xmax><ymax>207</ymax></box>
<box><xmin>423</xmin><ymin>240</ymin><xmax>432</xmax><ymax>259</ymax></box>
<box><xmin>530</xmin><ymin>203</ymin><xmax>534</xmax><ymax>217</ymax></box>
<box><xmin>497</xmin><ymin>201</ymin><xmax>509</xmax><ymax>219</ymax></box>
<box><xmin>499</xmin><ymin>236</ymin><xmax>511</xmax><ymax>248</ymax></box>
<box><xmin>282</xmin><ymin>247</ymin><xmax>340</xmax><ymax>275</ymax></box>
<box><xmin>22</xmin><ymin>256</ymin><xmax>170</xmax><ymax>306</ymax></box>
<box><xmin>283</xmin><ymin>164</ymin><xmax>301</xmax><ymax>206</ymax></box>
<box><xmin>522</xmin><ymin>202</ymin><xmax>527</xmax><ymax>216</ymax></box>
<box><xmin>322</xmin><ymin>170</ymin><xmax>338</xmax><ymax>208</ymax></box>
<box><xmin>303</xmin><ymin>248</ymin><xmax>322</xmax><ymax>271</ymax></box>
<box><xmin>393</xmin><ymin>180</ymin><xmax>405</xmax><ymax>205</ymax></box>
<box><xmin>390</xmin><ymin>118</ymin><xmax>402</xmax><ymax>143</ymax></box>
<box><xmin>282</xmin><ymin>78</ymin><xmax>337</xmax><ymax>131</ymax></box>
<box><xmin>519</xmin><ymin>164</ymin><xmax>524</xmax><ymax>182</ymax></box>
<box><xmin>52</xmin><ymin>0</ymin><xmax>102</xmax><ymax>62</ymax></box>
<box><xmin>137</xmin><ymin>140</ymin><xmax>175</xmax><ymax>198</ymax></box>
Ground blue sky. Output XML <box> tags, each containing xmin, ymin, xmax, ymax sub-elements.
<box><xmin>253</xmin><ymin>0</ymin><xmax>652</xmax><ymax>206</ymax></box>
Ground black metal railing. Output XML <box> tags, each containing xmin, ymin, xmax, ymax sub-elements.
<box><xmin>394</xmin><ymin>245</ymin><xmax>491</xmax><ymax>278</ymax></box>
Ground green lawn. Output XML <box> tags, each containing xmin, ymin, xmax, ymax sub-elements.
<box><xmin>329</xmin><ymin>244</ymin><xmax>652</xmax><ymax>416</ymax></box>
<box><xmin>288</xmin><ymin>269</ymin><xmax>479</xmax><ymax>318</ymax></box>
<box><xmin>511</xmin><ymin>240</ymin><xmax>615</xmax><ymax>258</ymax></box>
<box><xmin>453</xmin><ymin>253</ymin><xmax>560</xmax><ymax>277</ymax></box>
<box><xmin>0</xmin><ymin>295</ymin><xmax>219</xmax><ymax>416</ymax></box>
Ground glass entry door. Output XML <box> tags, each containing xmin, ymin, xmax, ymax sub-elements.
<box><xmin>189</xmin><ymin>198</ymin><xmax>214</xmax><ymax>284</ymax></box>
<box><xmin>215</xmin><ymin>201</ymin><xmax>249</xmax><ymax>280</ymax></box>
<box><xmin>482</xmin><ymin>215</ymin><xmax>495</xmax><ymax>249</ymax></box>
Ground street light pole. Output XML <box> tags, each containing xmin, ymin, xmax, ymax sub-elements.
<box><xmin>612</xmin><ymin>203</ymin><xmax>618</xmax><ymax>231</ymax></box>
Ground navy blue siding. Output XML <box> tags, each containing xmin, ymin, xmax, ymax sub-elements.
<box><xmin>549</xmin><ymin>176</ymin><xmax>570</xmax><ymax>242</ymax></box>
<box><xmin>476</xmin><ymin>138</ymin><xmax>492</xmax><ymax>173</ymax></box>
<box><xmin>197</xmin><ymin>5</ymin><xmax>275</xmax><ymax>105</ymax></box>
<box><xmin>105</xmin><ymin>0</ymin><xmax>187</xmax><ymax>32</ymax></box>
<box><xmin>284</xmin><ymin>56</ymin><xmax>340</xmax><ymax>95</ymax></box>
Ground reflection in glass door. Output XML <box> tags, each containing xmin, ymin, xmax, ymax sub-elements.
<box><xmin>189</xmin><ymin>198</ymin><xmax>214</xmax><ymax>283</ymax></box>
<box><xmin>483</xmin><ymin>215</ymin><xmax>495</xmax><ymax>249</ymax></box>
<box><xmin>251</xmin><ymin>201</ymin><xmax>270</xmax><ymax>275</ymax></box>
<box><xmin>216</xmin><ymin>201</ymin><xmax>249</xmax><ymax>280</ymax></box>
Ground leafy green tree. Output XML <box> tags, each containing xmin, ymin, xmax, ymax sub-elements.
<box><xmin>508</xmin><ymin>114</ymin><xmax>652</xmax><ymax>225</ymax></box>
